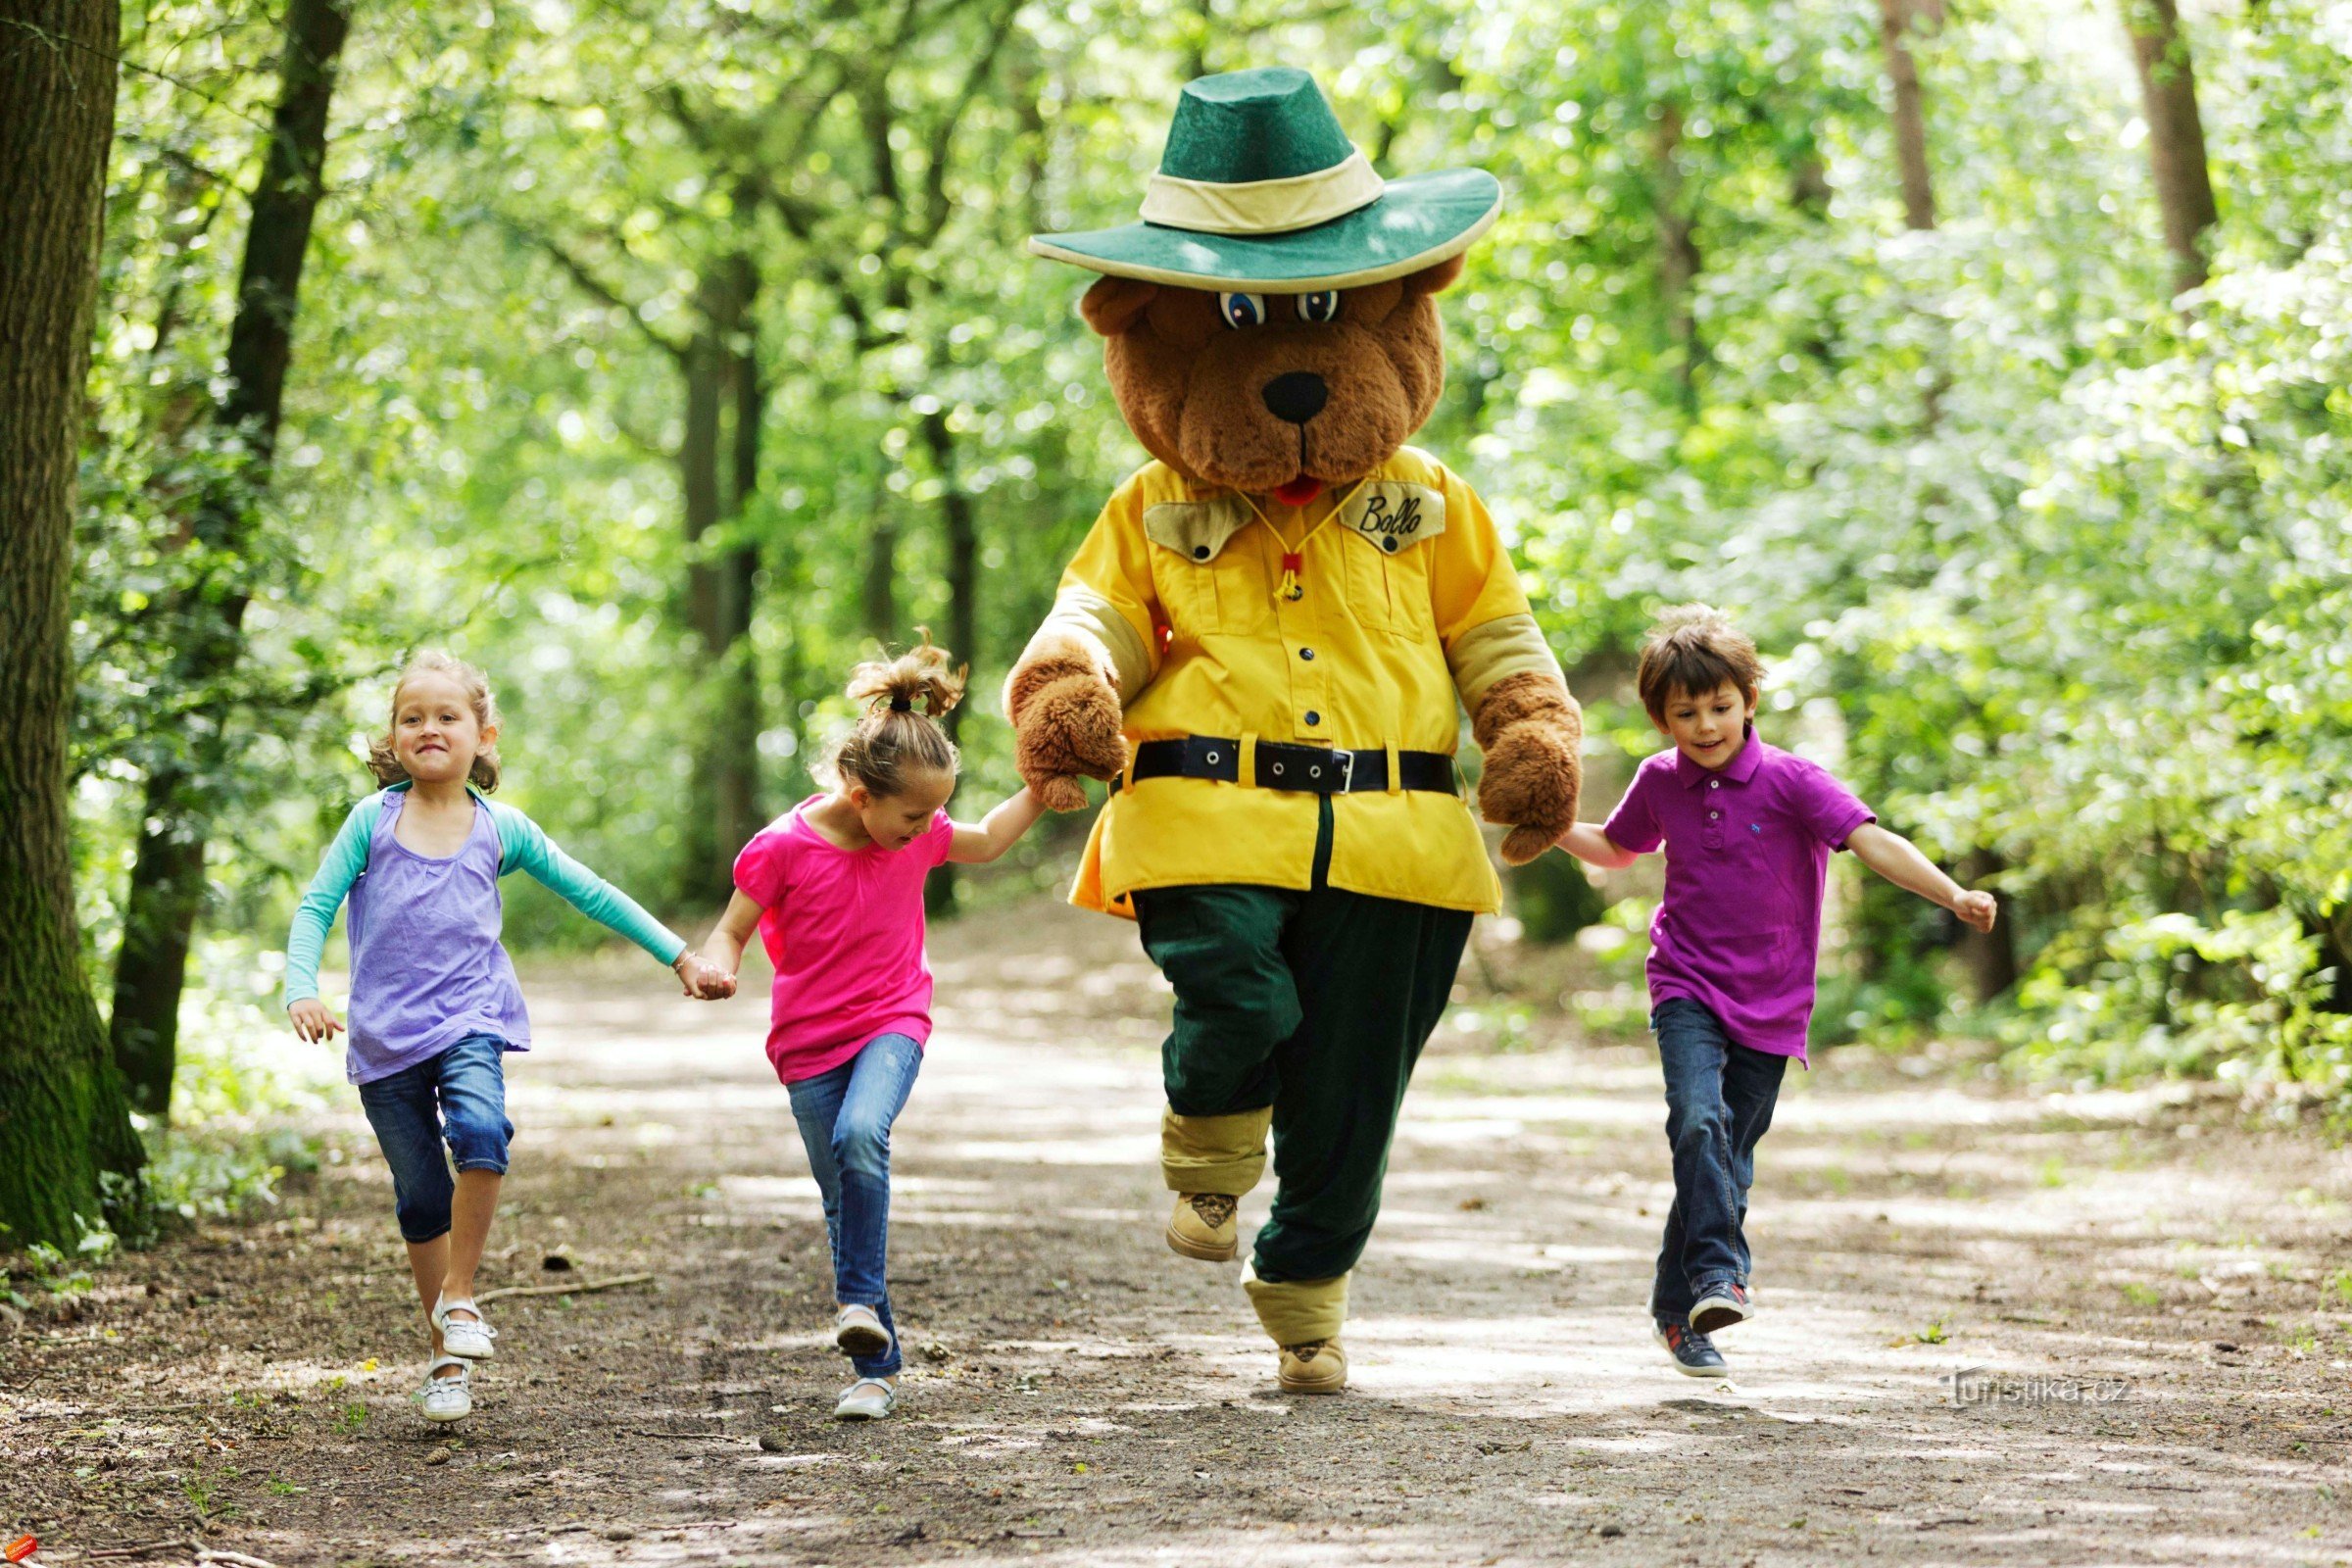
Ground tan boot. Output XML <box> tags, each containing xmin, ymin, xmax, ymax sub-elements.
<box><xmin>1277</xmin><ymin>1337</ymin><xmax>1348</xmax><ymax>1395</ymax></box>
<box><xmin>1164</xmin><ymin>1193</ymin><xmax>1240</xmax><ymax>1260</ymax></box>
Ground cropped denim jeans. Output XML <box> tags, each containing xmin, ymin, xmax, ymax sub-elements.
<box><xmin>355</xmin><ymin>1034</ymin><xmax>513</xmax><ymax>1244</ymax></box>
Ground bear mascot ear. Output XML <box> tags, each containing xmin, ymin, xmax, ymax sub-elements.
<box><xmin>1080</xmin><ymin>276</ymin><xmax>1160</xmax><ymax>337</ymax></box>
<box><xmin>1402</xmin><ymin>255</ymin><xmax>1467</xmax><ymax>297</ymax></box>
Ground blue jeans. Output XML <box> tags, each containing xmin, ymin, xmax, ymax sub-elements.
<box><xmin>1649</xmin><ymin>999</ymin><xmax>1787</xmax><ymax>1326</ymax></box>
<box><xmin>355</xmin><ymin>1035</ymin><xmax>514</xmax><ymax>1244</ymax></box>
<box><xmin>786</xmin><ymin>1033</ymin><xmax>923</xmax><ymax>1378</ymax></box>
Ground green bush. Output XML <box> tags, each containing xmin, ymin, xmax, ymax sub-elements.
<box><xmin>2006</xmin><ymin>908</ymin><xmax>2352</xmax><ymax>1109</ymax></box>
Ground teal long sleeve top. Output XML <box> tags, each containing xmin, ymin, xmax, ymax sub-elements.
<box><xmin>283</xmin><ymin>783</ymin><xmax>687</xmax><ymax>1007</ymax></box>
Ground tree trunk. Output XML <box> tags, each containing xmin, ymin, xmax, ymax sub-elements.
<box><xmin>1650</xmin><ymin>103</ymin><xmax>1702</xmax><ymax>416</ymax></box>
<box><xmin>679</xmin><ymin>257</ymin><xmax>763</xmax><ymax>904</ymax></box>
<box><xmin>1789</xmin><ymin>144</ymin><xmax>1834</xmax><ymax>220</ymax></box>
<box><xmin>716</xmin><ymin>282</ymin><xmax>763</xmax><ymax>868</ymax></box>
<box><xmin>862</xmin><ymin>522</ymin><xmax>899</xmax><ymax>645</ymax></box>
<box><xmin>2122</xmin><ymin>0</ymin><xmax>2220</xmax><ymax>297</ymax></box>
<box><xmin>108</xmin><ymin>0</ymin><xmax>351</xmax><ymax>1116</ymax></box>
<box><xmin>1877</xmin><ymin>0</ymin><xmax>1943</xmax><ymax>231</ymax></box>
<box><xmin>1878</xmin><ymin>0</ymin><xmax>1951</xmax><ymax>427</ymax></box>
<box><xmin>0</xmin><ymin>0</ymin><xmax>150</xmax><ymax>1249</ymax></box>
<box><xmin>679</xmin><ymin>271</ymin><xmax>730</xmax><ymax>903</ymax></box>
<box><xmin>917</xmin><ymin>408</ymin><xmax>980</xmax><ymax>916</ymax></box>
<box><xmin>918</xmin><ymin>412</ymin><xmax>980</xmax><ymax>750</ymax></box>
<box><xmin>1954</xmin><ymin>849</ymin><xmax>2018</xmax><ymax>1003</ymax></box>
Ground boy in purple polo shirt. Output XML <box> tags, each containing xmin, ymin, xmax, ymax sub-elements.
<box><xmin>1556</xmin><ymin>607</ymin><xmax>1996</xmax><ymax>1377</ymax></box>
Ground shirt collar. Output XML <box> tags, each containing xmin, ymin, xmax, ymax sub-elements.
<box><xmin>387</xmin><ymin>779</ymin><xmax>490</xmax><ymax>804</ymax></box>
<box><xmin>1675</xmin><ymin>725</ymin><xmax>1762</xmax><ymax>789</ymax></box>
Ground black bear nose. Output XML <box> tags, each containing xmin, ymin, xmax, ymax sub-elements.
<box><xmin>1261</xmin><ymin>371</ymin><xmax>1328</xmax><ymax>425</ymax></box>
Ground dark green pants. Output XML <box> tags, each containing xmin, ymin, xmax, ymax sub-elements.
<box><xmin>1131</xmin><ymin>801</ymin><xmax>1473</xmax><ymax>1285</ymax></box>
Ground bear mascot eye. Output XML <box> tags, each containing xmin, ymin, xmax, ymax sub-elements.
<box><xmin>1298</xmin><ymin>289</ymin><xmax>1343</xmax><ymax>322</ymax></box>
<box><xmin>1217</xmin><ymin>291</ymin><xmax>1268</xmax><ymax>329</ymax></box>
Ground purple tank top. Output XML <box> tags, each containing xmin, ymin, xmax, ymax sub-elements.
<box><xmin>343</xmin><ymin>792</ymin><xmax>532</xmax><ymax>1085</ymax></box>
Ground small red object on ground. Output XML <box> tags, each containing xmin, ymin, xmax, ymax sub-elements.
<box><xmin>5</xmin><ymin>1536</ymin><xmax>38</xmax><ymax>1563</ymax></box>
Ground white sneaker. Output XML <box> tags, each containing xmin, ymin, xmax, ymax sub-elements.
<box><xmin>834</xmin><ymin>1377</ymin><xmax>896</xmax><ymax>1420</ymax></box>
<box><xmin>416</xmin><ymin>1356</ymin><xmax>472</xmax><ymax>1423</ymax></box>
<box><xmin>433</xmin><ymin>1293</ymin><xmax>498</xmax><ymax>1359</ymax></box>
<box><xmin>834</xmin><ymin>1303</ymin><xmax>892</xmax><ymax>1359</ymax></box>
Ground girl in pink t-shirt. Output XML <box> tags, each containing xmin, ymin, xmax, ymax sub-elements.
<box><xmin>694</xmin><ymin>635</ymin><xmax>1044</xmax><ymax>1421</ymax></box>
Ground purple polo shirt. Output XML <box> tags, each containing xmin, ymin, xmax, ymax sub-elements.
<box><xmin>1602</xmin><ymin>734</ymin><xmax>1876</xmax><ymax>1062</ymax></box>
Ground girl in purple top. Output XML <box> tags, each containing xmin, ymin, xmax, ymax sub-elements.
<box><xmin>1556</xmin><ymin>607</ymin><xmax>1996</xmax><ymax>1378</ymax></box>
<box><xmin>283</xmin><ymin>653</ymin><xmax>729</xmax><ymax>1423</ymax></box>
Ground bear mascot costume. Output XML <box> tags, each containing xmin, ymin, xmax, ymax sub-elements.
<box><xmin>1006</xmin><ymin>68</ymin><xmax>1584</xmax><ymax>1393</ymax></box>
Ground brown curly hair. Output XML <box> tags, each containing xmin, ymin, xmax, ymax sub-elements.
<box><xmin>832</xmin><ymin>630</ymin><xmax>968</xmax><ymax>799</ymax></box>
<box><xmin>1636</xmin><ymin>605</ymin><xmax>1764</xmax><ymax>725</ymax></box>
<box><xmin>368</xmin><ymin>650</ymin><xmax>503</xmax><ymax>793</ymax></box>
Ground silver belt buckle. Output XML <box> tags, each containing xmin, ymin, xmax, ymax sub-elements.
<box><xmin>1333</xmin><ymin>749</ymin><xmax>1357</xmax><ymax>794</ymax></box>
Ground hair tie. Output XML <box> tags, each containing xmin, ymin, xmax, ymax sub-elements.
<box><xmin>889</xmin><ymin>695</ymin><xmax>913</xmax><ymax>712</ymax></box>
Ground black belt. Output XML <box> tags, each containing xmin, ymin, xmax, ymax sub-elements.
<box><xmin>1120</xmin><ymin>736</ymin><xmax>1457</xmax><ymax>796</ymax></box>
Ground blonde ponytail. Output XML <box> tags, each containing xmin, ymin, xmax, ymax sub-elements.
<box><xmin>834</xmin><ymin>630</ymin><xmax>967</xmax><ymax>798</ymax></box>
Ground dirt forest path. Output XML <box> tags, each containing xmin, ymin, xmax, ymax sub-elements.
<box><xmin>9</xmin><ymin>900</ymin><xmax>2352</xmax><ymax>1566</ymax></box>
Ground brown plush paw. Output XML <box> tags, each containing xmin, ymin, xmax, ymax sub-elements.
<box><xmin>1471</xmin><ymin>671</ymin><xmax>1584</xmax><ymax>863</ymax></box>
<box><xmin>1477</xmin><ymin>721</ymin><xmax>1583</xmax><ymax>863</ymax></box>
<box><xmin>1498</xmin><ymin>824</ymin><xmax>1558</xmax><ymax>867</ymax></box>
<box><xmin>1034</xmin><ymin>773</ymin><xmax>1091</xmax><ymax>814</ymax></box>
<box><xmin>1011</xmin><ymin>670</ymin><xmax>1127</xmax><ymax>810</ymax></box>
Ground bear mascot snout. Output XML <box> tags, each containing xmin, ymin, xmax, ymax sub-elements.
<box><xmin>1005</xmin><ymin>67</ymin><xmax>1584</xmax><ymax>1392</ymax></box>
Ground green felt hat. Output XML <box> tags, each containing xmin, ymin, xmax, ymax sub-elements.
<box><xmin>1029</xmin><ymin>68</ymin><xmax>1501</xmax><ymax>292</ymax></box>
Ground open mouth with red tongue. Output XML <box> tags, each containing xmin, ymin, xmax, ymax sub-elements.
<box><xmin>1271</xmin><ymin>475</ymin><xmax>1325</xmax><ymax>507</ymax></box>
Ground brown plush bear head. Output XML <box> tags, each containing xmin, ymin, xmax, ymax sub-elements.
<box><xmin>1079</xmin><ymin>257</ymin><xmax>1464</xmax><ymax>506</ymax></box>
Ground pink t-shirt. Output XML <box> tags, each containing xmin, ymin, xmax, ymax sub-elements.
<box><xmin>732</xmin><ymin>796</ymin><xmax>955</xmax><ymax>1084</ymax></box>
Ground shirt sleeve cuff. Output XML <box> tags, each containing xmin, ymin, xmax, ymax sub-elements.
<box><xmin>1827</xmin><ymin>806</ymin><xmax>1878</xmax><ymax>851</ymax></box>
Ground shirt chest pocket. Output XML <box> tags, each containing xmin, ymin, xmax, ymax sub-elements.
<box><xmin>1144</xmin><ymin>498</ymin><xmax>1268</xmax><ymax>636</ymax></box>
<box><xmin>1340</xmin><ymin>482</ymin><xmax>1446</xmax><ymax>641</ymax></box>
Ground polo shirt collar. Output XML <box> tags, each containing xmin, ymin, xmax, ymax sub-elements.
<box><xmin>1676</xmin><ymin>724</ymin><xmax>1762</xmax><ymax>789</ymax></box>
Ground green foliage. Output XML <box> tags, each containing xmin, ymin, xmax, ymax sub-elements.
<box><xmin>1566</xmin><ymin>897</ymin><xmax>1656</xmax><ymax>1041</ymax></box>
<box><xmin>9</xmin><ymin>1218</ymin><xmax>120</xmax><ymax>1305</ymax></box>
<box><xmin>59</xmin><ymin>0</ymin><xmax>2352</xmax><ymax>1116</ymax></box>
<box><xmin>1506</xmin><ymin>850</ymin><xmax>1607</xmax><ymax>944</ymax></box>
<box><xmin>2007</xmin><ymin>909</ymin><xmax>2352</xmax><ymax>1101</ymax></box>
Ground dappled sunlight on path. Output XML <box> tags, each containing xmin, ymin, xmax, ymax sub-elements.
<box><xmin>7</xmin><ymin>900</ymin><xmax>2351</xmax><ymax>1565</ymax></box>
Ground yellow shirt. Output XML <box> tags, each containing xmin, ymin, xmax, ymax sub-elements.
<box><xmin>1024</xmin><ymin>447</ymin><xmax>1563</xmax><ymax>918</ymax></box>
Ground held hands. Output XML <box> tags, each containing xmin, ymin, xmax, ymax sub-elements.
<box><xmin>673</xmin><ymin>950</ymin><xmax>737</xmax><ymax>1001</ymax></box>
<box><xmin>1951</xmin><ymin>889</ymin><xmax>1998</xmax><ymax>934</ymax></box>
<box><xmin>1471</xmin><ymin>673</ymin><xmax>1586</xmax><ymax>866</ymax></box>
<box><xmin>1005</xmin><ymin>646</ymin><xmax>1128</xmax><ymax>812</ymax></box>
<box><xmin>288</xmin><ymin>999</ymin><xmax>344</xmax><ymax>1044</ymax></box>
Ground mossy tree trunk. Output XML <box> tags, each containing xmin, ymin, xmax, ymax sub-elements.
<box><xmin>0</xmin><ymin>0</ymin><xmax>150</xmax><ymax>1250</ymax></box>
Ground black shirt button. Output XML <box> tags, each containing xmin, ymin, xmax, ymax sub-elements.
<box><xmin>1193</xmin><ymin>545</ymin><xmax>1210</xmax><ymax>560</ymax></box>
<box><xmin>1383</xmin><ymin>538</ymin><xmax>1397</xmax><ymax>554</ymax></box>
<box><xmin>1299</xmin><ymin>647</ymin><xmax>1315</xmax><ymax>661</ymax></box>
<box><xmin>1304</xmin><ymin>710</ymin><xmax>1321</xmax><ymax>725</ymax></box>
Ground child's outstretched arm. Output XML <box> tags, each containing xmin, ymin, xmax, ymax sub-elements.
<box><xmin>947</xmin><ymin>785</ymin><xmax>1047</xmax><ymax>865</ymax></box>
<box><xmin>1554</xmin><ymin>821</ymin><xmax>1641</xmax><ymax>870</ymax></box>
<box><xmin>1846</xmin><ymin>822</ymin><xmax>1997</xmax><ymax>932</ymax></box>
<box><xmin>696</xmin><ymin>892</ymin><xmax>764</xmax><ymax>999</ymax></box>
<box><xmin>490</xmin><ymin>805</ymin><xmax>725</xmax><ymax>994</ymax></box>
